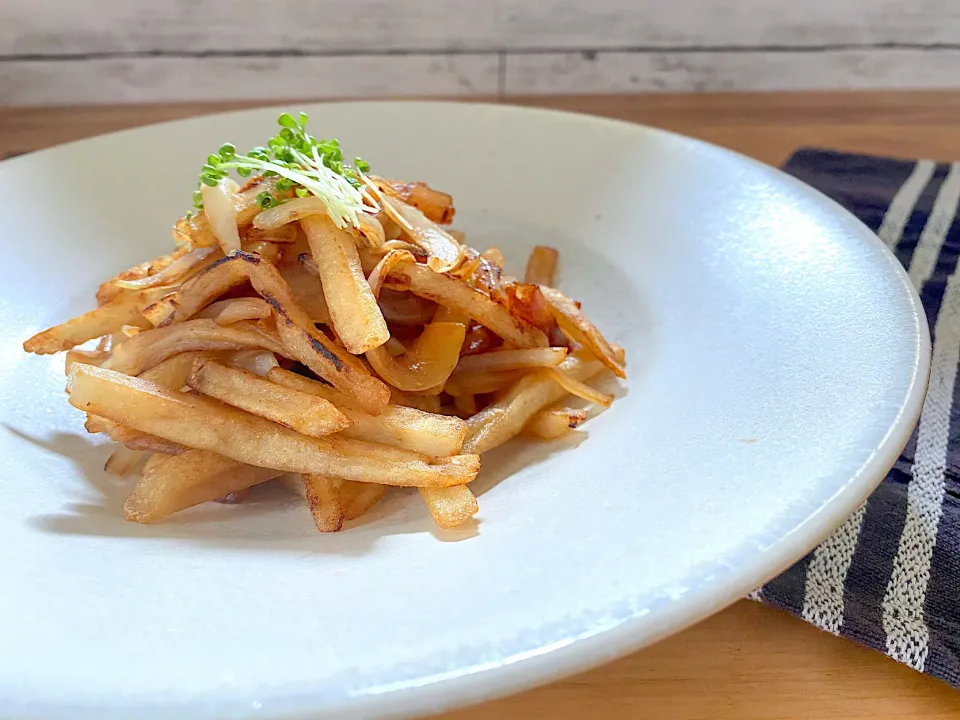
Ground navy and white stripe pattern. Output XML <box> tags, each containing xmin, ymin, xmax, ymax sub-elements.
<box><xmin>757</xmin><ymin>149</ymin><xmax>960</xmax><ymax>687</ymax></box>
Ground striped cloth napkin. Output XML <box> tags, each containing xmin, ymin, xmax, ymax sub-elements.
<box><xmin>753</xmin><ymin>149</ymin><xmax>960</xmax><ymax>687</ymax></box>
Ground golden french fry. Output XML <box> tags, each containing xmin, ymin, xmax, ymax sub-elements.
<box><xmin>340</xmin><ymin>481</ymin><xmax>387</xmax><ymax>521</ymax></box>
<box><xmin>453</xmin><ymin>347</ymin><xmax>567</xmax><ymax>375</ymax></box>
<box><xmin>462</xmin><ymin>352</ymin><xmax>607</xmax><ymax>454</ymax></box>
<box><xmin>124</xmin><ymin>449</ymin><xmax>281</xmax><ymax>523</ymax></box>
<box><xmin>104</xmin><ymin>445</ymin><xmax>144</xmax><ymax>477</ymax></box>
<box><xmin>166</xmin><ymin>249</ymin><xmax>388</xmax><ymax>414</ymax></box>
<box><xmin>187</xmin><ymin>359</ymin><xmax>351</xmax><ymax>438</ymax></box>
<box><xmin>540</xmin><ymin>286</ymin><xmax>625</xmax><ymax>379</ymax></box>
<box><xmin>24</xmin><ymin>286</ymin><xmax>171</xmax><ymax>355</ymax></box>
<box><xmin>300</xmin><ymin>474</ymin><xmax>345</xmax><ymax>532</ymax></box>
<box><xmin>139</xmin><ymin>351</ymin><xmax>212</xmax><ymax>389</ymax></box>
<box><xmin>69</xmin><ymin>364</ymin><xmax>479</xmax><ymax>487</ymax></box>
<box><xmin>419</xmin><ymin>486</ymin><xmax>479</xmax><ymax>529</ymax></box>
<box><xmin>103</xmin><ymin>319</ymin><xmax>285</xmax><ymax>376</ymax></box>
<box><xmin>268</xmin><ymin>368</ymin><xmax>467</xmax><ymax>457</ymax></box>
<box><xmin>385</xmin><ymin>261</ymin><xmax>548</xmax><ymax>348</ymax></box>
<box><xmin>64</xmin><ymin>348</ymin><xmax>111</xmax><ymax>375</ymax></box>
<box><xmin>524</xmin><ymin>245</ymin><xmax>559</xmax><ymax>286</ymax></box>
<box><xmin>301</xmin><ymin>215</ymin><xmax>389</xmax><ymax>354</ymax></box>
<box><xmin>122</xmin><ymin>435</ymin><xmax>186</xmax><ymax>455</ymax></box>
<box><xmin>523</xmin><ymin>407</ymin><xmax>589</xmax><ymax>440</ymax></box>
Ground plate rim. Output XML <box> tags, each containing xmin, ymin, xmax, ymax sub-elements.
<box><xmin>0</xmin><ymin>100</ymin><xmax>933</xmax><ymax>720</ymax></box>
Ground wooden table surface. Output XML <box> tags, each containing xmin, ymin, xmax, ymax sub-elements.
<box><xmin>5</xmin><ymin>92</ymin><xmax>960</xmax><ymax>719</ymax></box>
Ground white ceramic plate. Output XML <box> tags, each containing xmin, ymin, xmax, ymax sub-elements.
<box><xmin>0</xmin><ymin>102</ymin><xmax>928</xmax><ymax>720</ymax></box>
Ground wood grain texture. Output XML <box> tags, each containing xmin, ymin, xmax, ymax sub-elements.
<box><xmin>0</xmin><ymin>55</ymin><xmax>500</xmax><ymax>105</ymax></box>
<box><xmin>3</xmin><ymin>0</ymin><xmax>959</xmax><ymax>53</ymax></box>
<box><xmin>505</xmin><ymin>49</ymin><xmax>960</xmax><ymax>94</ymax></box>
<box><xmin>3</xmin><ymin>1</ymin><xmax>960</xmax><ymax>103</ymax></box>
<box><xmin>1</xmin><ymin>91</ymin><xmax>960</xmax><ymax>717</ymax></box>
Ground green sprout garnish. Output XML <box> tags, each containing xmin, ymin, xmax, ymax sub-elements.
<box><xmin>191</xmin><ymin>112</ymin><xmax>372</xmax><ymax>229</ymax></box>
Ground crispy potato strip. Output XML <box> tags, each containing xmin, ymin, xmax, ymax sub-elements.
<box><xmin>300</xmin><ymin>474</ymin><xmax>345</xmax><ymax>532</ymax></box>
<box><xmin>24</xmin><ymin>286</ymin><xmax>171</xmax><ymax>355</ymax></box>
<box><xmin>187</xmin><ymin>359</ymin><xmax>351</xmax><ymax>438</ymax></box>
<box><xmin>103</xmin><ymin>319</ymin><xmax>285</xmax><ymax>376</ymax></box>
<box><xmin>268</xmin><ymin>368</ymin><xmax>467</xmax><ymax>457</ymax></box>
<box><xmin>301</xmin><ymin>215</ymin><xmax>389</xmax><ymax>354</ymax></box>
<box><xmin>385</xmin><ymin>261</ymin><xmax>547</xmax><ymax>348</ymax></box>
<box><xmin>124</xmin><ymin>449</ymin><xmax>281</xmax><ymax>523</ymax></box>
<box><xmin>524</xmin><ymin>245</ymin><xmax>559</xmax><ymax>286</ymax></box>
<box><xmin>419</xmin><ymin>486</ymin><xmax>478</xmax><ymax>528</ymax></box>
<box><xmin>461</xmin><ymin>352</ymin><xmax>608</xmax><ymax>455</ymax></box>
<box><xmin>69</xmin><ymin>364</ymin><xmax>479</xmax><ymax>487</ymax></box>
<box><xmin>341</xmin><ymin>481</ymin><xmax>387</xmax><ymax>521</ymax></box>
<box><xmin>523</xmin><ymin>407</ymin><xmax>588</xmax><ymax>440</ymax></box>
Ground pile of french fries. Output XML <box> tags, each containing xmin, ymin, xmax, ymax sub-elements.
<box><xmin>24</xmin><ymin>170</ymin><xmax>625</xmax><ymax>531</ymax></box>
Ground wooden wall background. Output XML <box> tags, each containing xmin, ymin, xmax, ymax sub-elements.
<box><xmin>2</xmin><ymin>0</ymin><xmax>958</xmax><ymax>106</ymax></box>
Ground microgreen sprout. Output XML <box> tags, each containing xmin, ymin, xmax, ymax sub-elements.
<box><xmin>190</xmin><ymin>112</ymin><xmax>372</xmax><ymax>228</ymax></box>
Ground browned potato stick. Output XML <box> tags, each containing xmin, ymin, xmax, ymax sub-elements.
<box><xmin>279</xmin><ymin>261</ymin><xmax>331</xmax><ymax>325</ymax></box>
<box><xmin>444</xmin><ymin>369</ymin><xmax>523</xmax><ymax>397</ymax></box>
<box><xmin>453</xmin><ymin>347</ymin><xmax>567</xmax><ymax>375</ymax></box>
<box><xmin>270</xmin><ymin>309</ymin><xmax>390</xmax><ymax>415</ymax></box>
<box><xmin>461</xmin><ymin>353</ymin><xmax>607</xmax><ymax>454</ymax></box>
<box><xmin>268</xmin><ymin>368</ymin><xmax>467</xmax><ymax>457</ymax></box>
<box><xmin>151</xmin><ymin>241</ymin><xmax>281</xmax><ymax>326</ymax></box>
<box><xmin>104</xmin><ymin>445</ymin><xmax>144</xmax><ymax>477</ymax></box>
<box><xmin>163</xmin><ymin>248</ymin><xmax>388</xmax><ymax>414</ymax></box>
<box><xmin>301</xmin><ymin>215</ymin><xmax>389</xmax><ymax>354</ymax></box>
<box><xmin>340</xmin><ymin>481</ymin><xmax>387</xmax><ymax>521</ymax></box>
<box><xmin>300</xmin><ymin>474</ymin><xmax>344</xmax><ymax>532</ymax></box>
<box><xmin>540</xmin><ymin>286</ymin><xmax>625</xmax><ymax>379</ymax></box>
<box><xmin>385</xmin><ymin>261</ymin><xmax>548</xmax><ymax>348</ymax></box>
<box><xmin>124</xmin><ymin>449</ymin><xmax>282</xmax><ymax>523</ymax></box>
<box><xmin>187</xmin><ymin>359</ymin><xmax>351</xmax><ymax>438</ymax></box>
<box><xmin>103</xmin><ymin>319</ymin><xmax>285</xmax><ymax>376</ymax></box>
<box><xmin>141</xmin><ymin>451</ymin><xmax>172</xmax><ymax>477</ymax></box>
<box><xmin>139</xmin><ymin>351</ymin><xmax>212</xmax><ymax>389</ymax></box>
<box><xmin>523</xmin><ymin>407</ymin><xmax>589</xmax><ymax>440</ymax></box>
<box><xmin>524</xmin><ymin>245</ymin><xmax>559</xmax><ymax>286</ymax></box>
<box><xmin>24</xmin><ymin>286</ymin><xmax>172</xmax><ymax>355</ymax></box>
<box><xmin>196</xmin><ymin>297</ymin><xmax>272</xmax><ymax>325</ymax></box>
<box><xmin>419</xmin><ymin>486</ymin><xmax>479</xmax><ymax>528</ymax></box>
<box><xmin>69</xmin><ymin>364</ymin><xmax>479</xmax><ymax>487</ymax></box>
<box><xmin>547</xmin><ymin>368</ymin><xmax>615</xmax><ymax>407</ymax></box>
<box><xmin>64</xmin><ymin>348</ymin><xmax>111</xmax><ymax>375</ymax></box>
<box><xmin>366</xmin><ymin>321</ymin><xmax>466</xmax><ymax>392</ymax></box>
<box><xmin>122</xmin><ymin>435</ymin><xmax>186</xmax><ymax>455</ymax></box>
